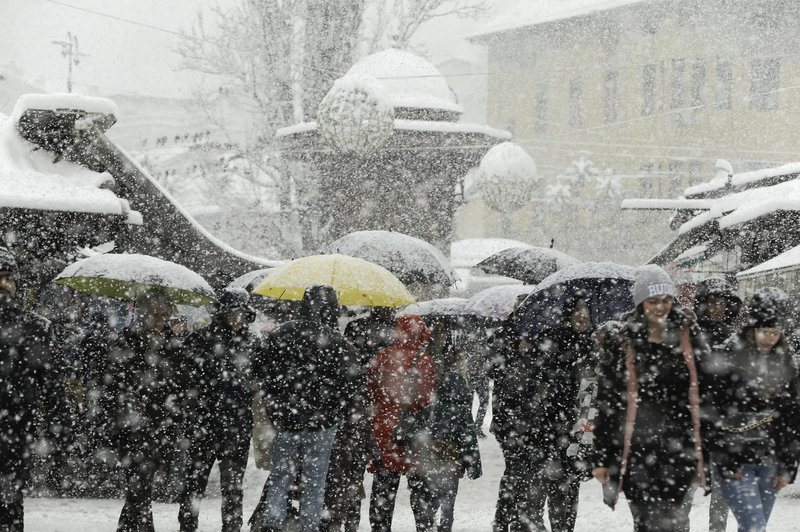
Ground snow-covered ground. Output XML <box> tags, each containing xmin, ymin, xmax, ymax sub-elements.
<box><xmin>25</xmin><ymin>419</ymin><xmax>800</xmax><ymax>531</ymax></box>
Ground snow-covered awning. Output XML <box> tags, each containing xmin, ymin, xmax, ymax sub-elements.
<box><xmin>0</xmin><ymin>107</ymin><xmax>140</xmax><ymax>223</ymax></box>
<box><xmin>737</xmin><ymin>245</ymin><xmax>800</xmax><ymax>279</ymax></box>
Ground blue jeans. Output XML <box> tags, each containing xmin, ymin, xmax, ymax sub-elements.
<box><xmin>429</xmin><ymin>472</ymin><xmax>459</xmax><ymax>531</ymax></box>
<box><xmin>717</xmin><ymin>463</ymin><xmax>777</xmax><ymax>532</ymax></box>
<box><xmin>263</xmin><ymin>426</ymin><xmax>337</xmax><ymax>532</ymax></box>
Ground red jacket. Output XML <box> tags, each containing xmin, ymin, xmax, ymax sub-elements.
<box><xmin>368</xmin><ymin>315</ymin><xmax>436</xmax><ymax>473</ymax></box>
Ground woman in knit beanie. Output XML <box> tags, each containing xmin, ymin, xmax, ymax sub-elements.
<box><xmin>591</xmin><ymin>265</ymin><xmax>710</xmax><ymax>532</ymax></box>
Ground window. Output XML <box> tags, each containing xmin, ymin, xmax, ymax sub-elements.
<box><xmin>535</xmin><ymin>86</ymin><xmax>548</xmax><ymax>132</ymax></box>
<box><xmin>604</xmin><ymin>71</ymin><xmax>618</xmax><ymax>123</ymax></box>
<box><xmin>691</xmin><ymin>60</ymin><xmax>706</xmax><ymax>107</ymax></box>
<box><xmin>569</xmin><ymin>79</ymin><xmax>582</xmax><ymax>128</ymax></box>
<box><xmin>671</xmin><ymin>59</ymin><xmax>685</xmax><ymax>109</ymax></box>
<box><xmin>715</xmin><ymin>60</ymin><xmax>732</xmax><ymax>109</ymax></box>
<box><xmin>642</xmin><ymin>64</ymin><xmax>656</xmax><ymax>116</ymax></box>
<box><xmin>688</xmin><ymin>160</ymin><xmax>704</xmax><ymax>186</ymax></box>
<box><xmin>750</xmin><ymin>58</ymin><xmax>780</xmax><ymax>110</ymax></box>
<box><xmin>667</xmin><ymin>160</ymin><xmax>683</xmax><ymax>196</ymax></box>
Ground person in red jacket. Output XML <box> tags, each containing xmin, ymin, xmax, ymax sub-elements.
<box><xmin>367</xmin><ymin>315</ymin><xmax>437</xmax><ymax>532</ymax></box>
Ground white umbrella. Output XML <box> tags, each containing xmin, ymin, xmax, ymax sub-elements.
<box><xmin>463</xmin><ymin>284</ymin><xmax>536</xmax><ymax>320</ymax></box>
<box><xmin>55</xmin><ymin>253</ymin><xmax>216</xmax><ymax>306</ymax></box>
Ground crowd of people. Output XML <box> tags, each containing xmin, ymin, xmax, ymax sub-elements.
<box><xmin>2</xmin><ymin>242</ymin><xmax>800</xmax><ymax>532</ymax></box>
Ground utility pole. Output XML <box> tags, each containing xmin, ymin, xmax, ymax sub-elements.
<box><xmin>51</xmin><ymin>32</ymin><xmax>88</xmax><ymax>93</ymax></box>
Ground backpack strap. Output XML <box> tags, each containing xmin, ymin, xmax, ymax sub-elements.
<box><xmin>679</xmin><ymin>327</ymin><xmax>709</xmax><ymax>492</ymax></box>
<box><xmin>615</xmin><ymin>340</ymin><xmax>639</xmax><ymax>504</ymax></box>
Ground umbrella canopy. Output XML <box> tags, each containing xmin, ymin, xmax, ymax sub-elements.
<box><xmin>397</xmin><ymin>297</ymin><xmax>468</xmax><ymax>317</ymax></box>
<box><xmin>251</xmin><ymin>254</ymin><xmax>415</xmax><ymax>307</ymax></box>
<box><xmin>472</xmin><ymin>246</ymin><xmax>580</xmax><ymax>284</ymax></box>
<box><xmin>54</xmin><ymin>253</ymin><xmax>216</xmax><ymax>306</ymax></box>
<box><xmin>463</xmin><ymin>284</ymin><xmax>536</xmax><ymax>320</ymax></box>
<box><xmin>228</xmin><ymin>268</ymin><xmax>273</xmax><ymax>292</ymax></box>
<box><xmin>324</xmin><ymin>230</ymin><xmax>457</xmax><ymax>286</ymax></box>
<box><xmin>512</xmin><ymin>261</ymin><xmax>636</xmax><ymax>339</ymax></box>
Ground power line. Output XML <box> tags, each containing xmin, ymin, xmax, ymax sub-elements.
<box><xmin>43</xmin><ymin>0</ymin><xmax>185</xmax><ymax>37</ymax></box>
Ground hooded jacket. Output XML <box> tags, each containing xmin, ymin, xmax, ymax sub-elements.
<box><xmin>700</xmin><ymin>328</ymin><xmax>800</xmax><ymax>479</ymax></box>
<box><xmin>368</xmin><ymin>315</ymin><xmax>436</xmax><ymax>474</ymax></box>
<box><xmin>694</xmin><ymin>279</ymin><xmax>742</xmax><ymax>349</ymax></box>
<box><xmin>258</xmin><ymin>287</ymin><xmax>358</xmax><ymax>432</ymax></box>
<box><xmin>181</xmin><ymin>316</ymin><xmax>258</xmax><ymax>442</ymax></box>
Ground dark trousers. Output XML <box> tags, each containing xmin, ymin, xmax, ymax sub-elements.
<box><xmin>117</xmin><ymin>449</ymin><xmax>160</xmax><ymax>532</ymax></box>
<box><xmin>178</xmin><ymin>434</ymin><xmax>250</xmax><ymax>532</ymax></box>
<box><xmin>0</xmin><ymin>471</ymin><xmax>25</xmax><ymax>532</ymax></box>
<box><xmin>494</xmin><ymin>434</ymin><xmax>540</xmax><ymax>532</ymax></box>
<box><xmin>624</xmin><ymin>475</ymin><xmax>692</xmax><ymax>532</ymax></box>
<box><xmin>369</xmin><ymin>470</ymin><xmax>433</xmax><ymax>532</ymax></box>
<box><xmin>527</xmin><ymin>461</ymin><xmax>579</xmax><ymax>532</ymax></box>
<box><xmin>321</xmin><ymin>418</ymin><xmax>370</xmax><ymax>532</ymax></box>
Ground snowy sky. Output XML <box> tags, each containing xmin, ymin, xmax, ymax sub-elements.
<box><xmin>0</xmin><ymin>0</ymin><xmax>495</xmax><ymax>99</ymax></box>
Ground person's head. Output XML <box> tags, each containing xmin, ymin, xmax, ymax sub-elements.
<box><xmin>215</xmin><ymin>286</ymin><xmax>256</xmax><ymax>332</ymax></box>
<box><xmin>694</xmin><ymin>278</ymin><xmax>742</xmax><ymax>325</ymax></box>
<box><xmin>0</xmin><ymin>246</ymin><xmax>19</xmax><ymax>304</ymax></box>
<box><xmin>302</xmin><ymin>285</ymin><xmax>340</xmax><ymax>329</ymax></box>
<box><xmin>745</xmin><ymin>287</ymin><xmax>788</xmax><ymax>351</ymax></box>
<box><xmin>167</xmin><ymin>315</ymin><xmax>189</xmax><ymax>336</ymax></box>
<box><xmin>394</xmin><ymin>314</ymin><xmax>431</xmax><ymax>349</ymax></box>
<box><xmin>135</xmin><ymin>291</ymin><xmax>173</xmax><ymax>333</ymax></box>
<box><xmin>568</xmin><ymin>298</ymin><xmax>592</xmax><ymax>333</ymax></box>
<box><xmin>632</xmin><ymin>265</ymin><xmax>676</xmax><ymax>327</ymax></box>
<box><xmin>370</xmin><ymin>306</ymin><xmax>395</xmax><ymax>324</ymax></box>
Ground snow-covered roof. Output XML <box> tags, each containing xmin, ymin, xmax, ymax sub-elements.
<box><xmin>470</xmin><ymin>0</ymin><xmax>646</xmax><ymax>40</ymax></box>
<box><xmin>346</xmin><ymin>49</ymin><xmax>463</xmax><ymax>114</ymax></box>
<box><xmin>737</xmin><ymin>245</ymin><xmax>800</xmax><ymax>278</ymax></box>
<box><xmin>676</xmin><ymin>177</ymin><xmax>800</xmax><ymax>235</ymax></box>
<box><xmin>684</xmin><ymin>162</ymin><xmax>800</xmax><ymax>197</ymax></box>
<box><xmin>276</xmin><ymin>119</ymin><xmax>511</xmax><ymax>140</ymax></box>
<box><xmin>0</xmin><ymin>111</ymin><xmax>138</xmax><ymax>221</ymax></box>
<box><xmin>10</xmin><ymin>93</ymin><xmax>118</xmax><ymax>124</ymax></box>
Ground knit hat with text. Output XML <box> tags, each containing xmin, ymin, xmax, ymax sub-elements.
<box><xmin>632</xmin><ymin>264</ymin><xmax>676</xmax><ymax>307</ymax></box>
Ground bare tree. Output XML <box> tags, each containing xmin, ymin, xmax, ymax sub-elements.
<box><xmin>362</xmin><ymin>0</ymin><xmax>488</xmax><ymax>53</ymax></box>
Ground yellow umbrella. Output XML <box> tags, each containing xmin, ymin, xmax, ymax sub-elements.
<box><xmin>251</xmin><ymin>254</ymin><xmax>415</xmax><ymax>307</ymax></box>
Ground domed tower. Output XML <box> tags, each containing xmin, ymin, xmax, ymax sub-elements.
<box><xmin>277</xmin><ymin>49</ymin><xmax>510</xmax><ymax>251</ymax></box>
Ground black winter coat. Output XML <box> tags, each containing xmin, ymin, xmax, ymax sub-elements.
<box><xmin>258</xmin><ymin>319</ymin><xmax>358</xmax><ymax>432</ymax></box>
<box><xmin>700</xmin><ymin>331</ymin><xmax>800</xmax><ymax>479</ymax></box>
<box><xmin>0</xmin><ymin>303</ymin><xmax>65</xmax><ymax>479</ymax></box>
<box><xmin>488</xmin><ymin>320</ymin><xmax>540</xmax><ymax>443</ymax></box>
<box><xmin>104</xmin><ymin>327</ymin><xmax>183</xmax><ymax>452</ymax></box>
<box><xmin>182</xmin><ymin>319</ymin><xmax>258</xmax><ymax>442</ymax></box>
<box><xmin>534</xmin><ymin>327</ymin><xmax>594</xmax><ymax>458</ymax></box>
<box><xmin>592</xmin><ymin>308</ymin><xmax>709</xmax><ymax>494</ymax></box>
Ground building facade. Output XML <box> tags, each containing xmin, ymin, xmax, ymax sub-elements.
<box><xmin>471</xmin><ymin>0</ymin><xmax>800</xmax><ymax>197</ymax></box>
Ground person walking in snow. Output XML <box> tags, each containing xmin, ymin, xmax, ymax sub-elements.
<box><xmin>526</xmin><ymin>294</ymin><xmax>594</xmax><ymax>532</ymax></box>
<box><xmin>367</xmin><ymin>314</ymin><xmax>437</xmax><ymax>532</ymax></box>
<box><xmin>591</xmin><ymin>265</ymin><xmax>709</xmax><ymax>532</ymax></box>
<box><xmin>0</xmin><ymin>246</ymin><xmax>68</xmax><ymax>531</ymax></box>
<box><xmin>415</xmin><ymin>321</ymin><xmax>482</xmax><ymax>532</ymax></box>
<box><xmin>699</xmin><ymin>287</ymin><xmax>800</xmax><ymax>532</ymax></box>
<box><xmin>256</xmin><ymin>285</ymin><xmax>358</xmax><ymax>532</ymax></box>
<box><xmin>177</xmin><ymin>287</ymin><xmax>258</xmax><ymax>532</ymax></box>
<box><xmin>104</xmin><ymin>290</ymin><xmax>183</xmax><ymax>532</ymax></box>
<box><xmin>679</xmin><ymin>278</ymin><xmax>742</xmax><ymax>532</ymax></box>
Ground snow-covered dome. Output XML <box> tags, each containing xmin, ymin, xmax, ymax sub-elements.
<box><xmin>346</xmin><ymin>48</ymin><xmax>463</xmax><ymax>117</ymax></box>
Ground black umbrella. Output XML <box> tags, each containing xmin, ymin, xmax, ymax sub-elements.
<box><xmin>512</xmin><ymin>262</ymin><xmax>635</xmax><ymax>339</ymax></box>
<box><xmin>472</xmin><ymin>246</ymin><xmax>580</xmax><ymax>284</ymax></box>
